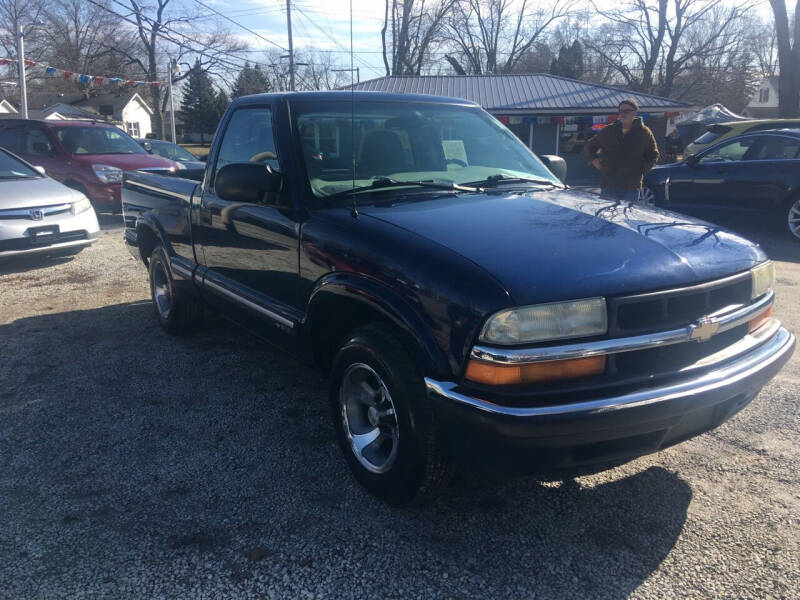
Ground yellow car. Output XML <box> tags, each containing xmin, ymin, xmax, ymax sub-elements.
<box><xmin>685</xmin><ymin>119</ymin><xmax>800</xmax><ymax>156</ymax></box>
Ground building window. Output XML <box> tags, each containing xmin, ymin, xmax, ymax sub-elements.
<box><xmin>759</xmin><ymin>88</ymin><xmax>770</xmax><ymax>103</ymax></box>
<box><xmin>125</xmin><ymin>122</ymin><xmax>140</xmax><ymax>137</ymax></box>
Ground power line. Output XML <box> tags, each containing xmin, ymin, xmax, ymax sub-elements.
<box><xmin>189</xmin><ymin>0</ymin><xmax>288</xmax><ymax>51</ymax></box>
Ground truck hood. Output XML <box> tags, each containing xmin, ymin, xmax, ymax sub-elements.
<box><xmin>359</xmin><ymin>188</ymin><xmax>766</xmax><ymax>305</ymax></box>
<box><xmin>70</xmin><ymin>153</ymin><xmax>178</xmax><ymax>171</ymax></box>
<box><xmin>0</xmin><ymin>176</ymin><xmax>81</xmax><ymax>210</ymax></box>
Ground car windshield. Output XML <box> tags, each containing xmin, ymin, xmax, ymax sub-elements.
<box><xmin>0</xmin><ymin>149</ymin><xmax>39</xmax><ymax>179</ymax></box>
<box><xmin>147</xmin><ymin>140</ymin><xmax>198</xmax><ymax>162</ymax></box>
<box><xmin>53</xmin><ymin>125</ymin><xmax>146</xmax><ymax>155</ymax></box>
<box><xmin>294</xmin><ymin>101</ymin><xmax>560</xmax><ymax>200</ymax></box>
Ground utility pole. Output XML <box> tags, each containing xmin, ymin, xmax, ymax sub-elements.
<box><xmin>333</xmin><ymin>67</ymin><xmax>360</xmax><ymax>83</ymax></box>
<box><xmin>168</xmin><ymin>58</ymin><xmax>179</xmax><ymax>143</ymax></box>
<box><xmin>17</xmin><ymin>26</ymin><xmax>28</xmax><ymax>119</ymax></box>
<box><xmin>286</xmin><ymin>0</ymin><xmax>295</xmax><ymax>91</ymax></box>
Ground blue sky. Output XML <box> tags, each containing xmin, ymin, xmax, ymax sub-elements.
<box><xmin>205</xmin><ymin>0</ymin><xmax>390</xmax><ymax>81</ymax></box>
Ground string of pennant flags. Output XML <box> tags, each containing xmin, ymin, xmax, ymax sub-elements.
<box><xmin>0</xmin><ymin>57</ymin><xmax>167</xmax><ymax>88</ymax></box>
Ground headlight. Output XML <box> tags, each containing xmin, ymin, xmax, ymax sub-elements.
<box><xmin>91</xmin><ymin>164</ymin><xmax>123</xmax><ymax>183</ymax></box>
<box><xmin>751</xmin><ymin>261</ymin><xmax>775</xmax><ymax>300</ymax></box>
<box><xmin>71</xmin><ymin>196</ymin><xmax>92</xmax><ymax>215</ymax></box>
<box><xmin>479</xmin><ymin>297</ymin><xmax>608</xmax><ymax>345</ymax></box>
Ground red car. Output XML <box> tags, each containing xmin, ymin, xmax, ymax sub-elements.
<box><xmin>0</xmin><ymin>119</ymin><xmax>178</xmax><ymax>212</ymax></box>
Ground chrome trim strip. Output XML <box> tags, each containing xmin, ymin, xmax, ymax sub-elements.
<box><xmin>0</xmin><ymin>237</ymin><xmax>96</xmax><ymax>257</ymax></box>
<box><xmin>0</xmin><ymin>203</ymin><xmax>72</xmax><ymax>219</ymax></box>
<box><xmin>665</xmin><ymin>176</ymin><xmax>670</xmax><ymax>203</ymax></box>
<box><xmin>428</xmin><ymin>327</ymin><xmax>794</xmax><ymax>418</ymax></box>
<box><xmin>615</xmin><ymin>269</ymin><xmax>751</xmax><ymax>301</ymax></box>
<box><xmin>170</xmin><ymin>260</ymin><xmax>193</xmax><ymax>280</ymax></box>
<box><xmin>471</xmin><ymin>290</ymin><xmax>774</xmax><ymax>364</ymax></box>
<box><xmin>202</xmin><ymin>277</ymin><xmax>295</xmax><ymax>329</ymax></box>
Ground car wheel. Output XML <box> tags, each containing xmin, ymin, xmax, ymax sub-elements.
<box><xmin>148</xmin><ymin>246</ymin><xmax>203</xmax><ymax>335</ymax></box>
<box><xmin>787</xmin><ymin>197</ymin><xmax>800</xmax><ymax>241</ymax></box>
<box><xmin>640</xmin><ymin>186</ymin><xmax>657</xmax><ymax>207</ymax></box>
<box><xmin>329</xmin><ymin>324</ymin><xmax>452</xmax><ymax>505</ymax></box>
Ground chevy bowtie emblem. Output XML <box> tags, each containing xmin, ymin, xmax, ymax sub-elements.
<box><xmin>690</xmin><ymin>318</ymin><xmax>719</xmax><ymax>342</ymax></box>
<box><xmin>30</xmin><ymin>209</ymin><xmax>44</xmax><ymax>220</ymax></box>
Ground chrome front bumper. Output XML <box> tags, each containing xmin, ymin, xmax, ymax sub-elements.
<box><xmin>426</xmin><ymin>325</ymin><xmax>794</xmax><ymax>468</ymax></box>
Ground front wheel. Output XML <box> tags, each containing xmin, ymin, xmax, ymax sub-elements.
<box><xmin>787</xmin><ymin>197</ymin><xmax>800</xmax><ymax>241</ymax></box>
<box><xmin>639</xmin><ymin>186</ymin><xmax>657</xmax><ymax>207</ymax></box>
<box><xmin>329</xmin><ymin>324</ymin><xmax>451</xmax><ymax>505</ymax></box>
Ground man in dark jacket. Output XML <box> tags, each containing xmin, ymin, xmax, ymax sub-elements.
<box><xmin>584</xmin><ymin>99</ymin><xmax>659</xmax><ymax>202</ymax></box>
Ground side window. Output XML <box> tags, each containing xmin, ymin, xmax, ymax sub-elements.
<box><xmin>214</xmin><ymin>106</ymin><xmax>278</xmax><ymax>187</ymax></box>
<box><xmin>698</xmin><ymin>138</ymin><xmax>756</xmax><ymax>164</ymax></box>
<box><xmin>750</xmin><ymin>135</ymin><xmax>800</xmax><ymax>160</ymax></box>
<box><xmin>24</xmin><ymin>128</ymin><xmax>55</xmax><ymax>156</ymax></box>
<box><xmin>0</xmin><ymin>128</ymin><xmax>24</xmax><ymax>155</ymax></box>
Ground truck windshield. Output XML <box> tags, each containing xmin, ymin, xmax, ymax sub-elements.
<box><xmin>53</xmin><ymin>126</ymin><xmax>147</xmax><ymax>156</ymax></box>
<box><xmin>294</xmin><ymin>101</ymin><xmax>559</xmax><ymax>199</ymax></box>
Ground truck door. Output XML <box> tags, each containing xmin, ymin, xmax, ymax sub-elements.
<box><xmin>195</xmin><ymin>104</ymin><xmax>304</xmax><ymax>340</ymax></box>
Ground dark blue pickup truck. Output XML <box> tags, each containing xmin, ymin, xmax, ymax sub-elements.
<box><xmin>123</xmin><ymin>92</ymin><xmax>794</xmax><ymax>504</ymax></box>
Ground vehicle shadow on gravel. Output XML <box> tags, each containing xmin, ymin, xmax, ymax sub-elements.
<box><xmin>0</xmin><ymin>302</ymin><xmax>691</xmax><ymax>599</ymax></box>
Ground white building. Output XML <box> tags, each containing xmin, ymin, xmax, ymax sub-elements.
<box><xmin>744</xmin><ymin>76</ymin><xmax>779</xmax><ymax>119</ymax></box>
<box><xmin>2</xmin><ymin>91</ymin><xmax>153</xmax><ymax>137</ymax></box>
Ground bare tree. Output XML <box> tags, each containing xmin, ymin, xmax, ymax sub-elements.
<box><xmin>769</xmin><ymin>0</ymin><xmax>800</xmax><ymax>117</ymax></box>
<box><xmin>444</xmin><ymin>0</ymin><xmax>573</xmax><ymax>74</ymax></box>
<box><xmin>114</xmin><ymin>0</ymin><xmax>246</xmax><ymax>138</ymax></box>
<box><xmin>587</xmin><ymin>0</ymin><xmax>753</xmax><ymax>97</ymax></box>
<box><xmin>0</xmin><ymin>0</ymin><xmax>47</xmax><ymax>95</ymax></box>
<box><xmin>382</xmin><ymin>0</ymin><xmax>456</xmax><ymax>76</ymax></box>
<box><xmin>749</xmin><ymin>16</ymin><xmax>779</xmax><ymax>77</ymax></box>
<box><xmin>40</xmin><ymin>0</ymin><xmax>138</xmax><ymax>96</ymax></box>
<box><xmin>295</xmin><ymin>51</ymin><xmax>350</xmax><ymax>90</ymax></box>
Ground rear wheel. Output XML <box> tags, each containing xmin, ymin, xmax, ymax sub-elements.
<box><xmin>148</xmin><ymin>246</ymin><xmax>203</xmax><ymax>335</ymax></box>
<box><xmin>329</xmin><ymin>324</ymin><xmax>451</xmax><ymax>505</ymax></box>
<box><xmin>787</xmin><ymin>197</ymin><xmax>800</xmax><ymax>241</ymax></box>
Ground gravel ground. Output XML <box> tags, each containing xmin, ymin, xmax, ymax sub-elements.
<box><xmin>0</xmin><ymin>213</ymin><xmax>798</xmax><ymax>599</ymax></box>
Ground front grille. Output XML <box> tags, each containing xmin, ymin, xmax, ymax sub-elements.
<box><xmin>608</xmin><ymin>272</ymin><xmax>752</xmax><ymax>336</ymax></box>
<box><xmin>0</xmin><ymin>231</ymin><xmax>87</xmax><ymax>251</ymax></box>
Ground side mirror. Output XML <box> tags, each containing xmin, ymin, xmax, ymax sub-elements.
<box><xmin>143</xmin><ymin>141</ymin><xmax>153</xmax><ymax>153</ymax></box>
<box><xmin>33</xmin><ymin>165</ymin><xmax>46</xmax><ymax>175</ymax></box>
<box><xmin>539</xmin><ymin>154</ymin><xmax>567</xmax><ymax>182</ymax></box>
<box><xmin>215</xmin><ymin>162</ymin><xmax>283</xmax><ymax>204</ymax></box>
<box><xmin>685</xmin><ymin>154</ymin><xmax>698</xmax><ymax>166</ymax></box>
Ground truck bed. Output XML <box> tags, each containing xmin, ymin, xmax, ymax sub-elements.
<box><xmin>122</xmin><ymin>170</ymin><xmax>200</xmax><ymax>239</ymax></box>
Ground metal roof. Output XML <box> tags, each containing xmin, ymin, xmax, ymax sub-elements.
<box><xmin>349</xmin><ymin>74</ymin><xmax>691</xmax><ymax>113</ymax></box>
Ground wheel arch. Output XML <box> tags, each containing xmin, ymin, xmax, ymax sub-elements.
<box><xmin>304</xmin><ymin>273</ymin><xmax>450</xmax><ymax>379</ymax></box>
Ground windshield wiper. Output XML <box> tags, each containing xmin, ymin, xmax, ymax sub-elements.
<box><xmin>325</xmin><ymin>177</ymin><xmax>479</xmax><ymax>200</ymax></box>
<box><xmin>465</xmin><ymin>174</ymin><xmax>559</xmax><ymax>188</ymax></box>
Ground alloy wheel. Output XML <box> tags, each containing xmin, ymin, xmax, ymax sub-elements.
<box><xmin>152</xmin><ymin>260</ymin><xmax>172</xmax><ymax>320</ymax></box>
<box><xmin>640</xmin><ymin>187</ymin><xmax>656</xmax><ymax>207</ymax></box>
<box><xmin>789</xmin><ymin>199</ymin><xmax>800</xmax><ymax>241</ymax></box>
<box><xmin>339</xmin><ymin>362</ymin><xmax>400</xmax><ymax>474</ymax></box>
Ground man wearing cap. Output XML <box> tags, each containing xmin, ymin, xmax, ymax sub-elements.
<box><xmin>584</xmin><ymin>99</ymin><xmax>659</xmax><ymax>202</ymax></box>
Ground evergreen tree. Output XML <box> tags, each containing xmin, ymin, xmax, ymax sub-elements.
<box><xmin>232</xmin><ymin>63</ymin><xmax>271</xmax><ymax>98</ymax></box>
<box><xmin>549</xmin><ymin>41</ymin><xmax>584</xmax><ymax>80</ymax></box>
<box><xmin>180</xmin><ymin>60</ymin><xmax>218</xmax><ymax>144</ymax></box>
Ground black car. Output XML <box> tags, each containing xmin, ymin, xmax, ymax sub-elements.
<box><xmin>643</xmin><ymin>129</ymin><xmax>800</xmax><ymax>241</ymax></box>
<box><xmin>135</xmin><ymin>138</ymin><xmax>206</xmax><ymax>171</ymax></box>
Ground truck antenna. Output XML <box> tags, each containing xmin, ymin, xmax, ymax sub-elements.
<box><xmin>349</xmin><ymin>0</ymin><xmax>358</xmax><ymax>218</ymax></box>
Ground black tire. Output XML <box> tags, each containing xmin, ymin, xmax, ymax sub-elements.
<box><xmin>329</xmin><ymin>323</ymin><xmax>451</xmax><ymax>505</ymax></box>
<box><xmin>148</xmin><ymin>246</ymin><xmax>203</xmax><ymax>335</ymax></box>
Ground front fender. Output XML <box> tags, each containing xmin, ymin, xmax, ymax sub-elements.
<box><xmin>304</xmin><ymin>272</ymin><xmax>450</xmax><ymax>378</ymax></box>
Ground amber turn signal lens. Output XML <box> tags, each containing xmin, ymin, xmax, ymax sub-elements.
<box><xmin>465</xmin><ymin>355</ymin><xmax>606</xmax><ymax>386</ymax></box>
<box><xmin>748</xmin><ymin>306</ymin><xmax>774</xmax><ymax>333</ymax></box>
